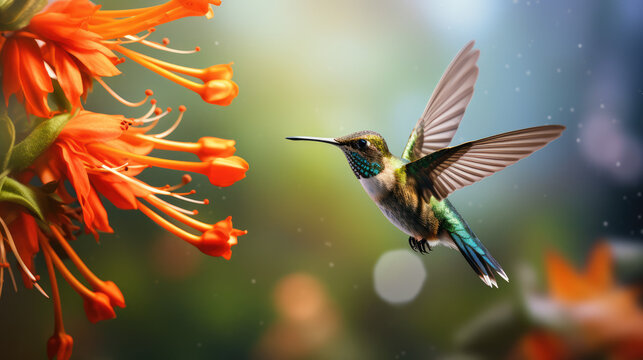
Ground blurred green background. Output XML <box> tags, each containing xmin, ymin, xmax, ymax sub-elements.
<box><xmin>2</xmin><ymin>0</ymin><xmax>643</xmax><ymax>359</ymax></box>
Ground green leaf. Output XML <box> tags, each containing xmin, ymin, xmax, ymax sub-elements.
<box><xmin>0</xmin><ymin>176</ymin><xmax>47</xmax><ymax>220</ymax></box>
<box><xmin>8</xmin><ymin>111</ymin><xmax>72</xmax><ymax>172</ymax></box>
<box><xmin>0</xmin><ymin>0</ymin><xmax>47</xmax><ymax>31</ymax></box>
<box><xmin>0</xmin><ymin>111</ymin><xmax>15</xmax><ymax>171</ymax></box>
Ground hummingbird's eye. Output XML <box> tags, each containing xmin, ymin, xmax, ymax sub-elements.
<box><xmin>357</xmin><ymin>139</ymin><xmax>368</xmax><ymax>149</ymax></box>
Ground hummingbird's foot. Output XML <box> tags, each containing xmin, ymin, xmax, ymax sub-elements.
<box><xmin>408</xmin><ymin>237</ymin><xmax>419</xmax><ymax>252</ymax></box>
<box><xmin>417</xmin><ymin>239</ymin><xmax>432</xmax><ymax>254</ymax></box>
<box><xmin>409</xmin><ymin>237</ymin><xmax>432</xmax><ymax>254</ymax></box>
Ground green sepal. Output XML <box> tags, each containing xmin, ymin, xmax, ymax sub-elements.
<box><xmin>0</xmin><ymin>176</ymin><xmax>48</xmax><ymax>220</ymax></box>
<box><xmin>0</xmin><ymin>0</ymin><xmax>47</xmax><ymax>31</ymax></box>
<box><xmin>7</xmin><ymin>111</ymin><xmax>73</xmax><ymax>172</ymax></box>
<box><xmin>0</xmin><ymin>109</ymin><xmax>15</xmax><ymax>171</ymax></box>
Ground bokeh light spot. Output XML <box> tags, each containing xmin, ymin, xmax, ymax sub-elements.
<box><xmin>373</xmin><ymin>250</ymin><xmax>426</xmax><ymax>305</ymax></box>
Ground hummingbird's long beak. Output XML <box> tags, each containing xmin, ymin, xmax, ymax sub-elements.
<box><xmin>286</xmin><ymin>136</ymin><xmax>339</xmax><ymax>146</ymax></box>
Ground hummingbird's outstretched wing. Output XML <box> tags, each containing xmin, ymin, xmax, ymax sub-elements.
<box><xmin>402</xmin><ymin>41</ymin><xmax>480</xmax><ymax>162</ymax></box>
<box><xmin>403</xmin><ymin>125</ymin><xmax>565</xmax><ymax>201</ymax></box>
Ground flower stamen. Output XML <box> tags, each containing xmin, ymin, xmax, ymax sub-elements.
<box><xmin>124</xmin><ymin>35</ymin><xmax>200</xmax><ymax>54</ymax></box>
<box><xmin>138</xmin><ymin>107</ymin><xmax>171</xmax><ymax>123</ymax></box>
<box><xmin>99</xmin><ymin>164</ymin><xmax>207</xmax><ymax>205</ymax></box>
<box><xmin>0</xmin><ymin>216</ymin><xmax>48</xmax><ymax>298</ymax></box>
<box><xmin>95</xmin><ymin>77</ymin><xmax>153</xmax><ymax>107</ymax></box>
<box><xmin>152</xmin><ymin>105</ymin><xmax>186</xmax><ymax>138</ymax></box>
<box><xmin>148</xmin><ymin>195</ymin><xmax>198</xmax><ymax>216</ymax></box>
<box><xmin>133</xmin><ymin>99</ymin><xmax>158</xmax><ymax>122</ymax></box>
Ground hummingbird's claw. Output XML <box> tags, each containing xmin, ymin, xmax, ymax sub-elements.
<box><xmin>413</xmin><ymin>239</ymin><xmax>432</xmax><ymax>254</ymax></box>
<box><xmin>408</xmin><ymin>237</ymin><xmax>418</xmax><ymax>252</ymax></box>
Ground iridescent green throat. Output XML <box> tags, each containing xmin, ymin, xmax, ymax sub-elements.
<box><xmin>344</xmin><ymin>151</ymin><xmax>382</xmax><ymax>179</ymax></box>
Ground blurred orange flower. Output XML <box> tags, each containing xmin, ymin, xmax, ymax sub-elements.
<box><xmin>515</xmin><ymin>243</ymin><xmax>643</xmax><ymax>360</ymax></box>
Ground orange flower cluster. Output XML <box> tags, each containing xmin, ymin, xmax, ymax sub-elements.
<box><xmin>0</xmin><ymin>1</ymin><xmax>247</xmax><ymax>359</ymax></box>
<box><xmin>515</xmin><ymin>243</ymin><xmax>643</xmax><ymax>360</ymax></box>
<box><xmin>1</xmin><ymin>0</ymin><xmax>238</xmax><ymax>118</ymax></box>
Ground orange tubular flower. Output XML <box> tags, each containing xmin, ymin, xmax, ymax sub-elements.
<box><xmin>0</xmin><ymin>0</ymin><xmax>237</xmax><ymax>116</ymax></box>
<box><xmin>1</xmin><ymin>1</ymin><xmax>246</xmax><ymax>358</ymax></box>
<box><xmin>35</xmin><ymin>107</ymin><xmax>248</xmax><ymax>245</ymax></box>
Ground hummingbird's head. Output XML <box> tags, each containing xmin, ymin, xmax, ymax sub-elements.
<box><xmin>287</xmin><ymin>131</ymin><xmax>391</xmax><ymax>179</ymax></box>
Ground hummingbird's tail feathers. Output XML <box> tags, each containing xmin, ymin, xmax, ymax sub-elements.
<box><xmin>439</xmin><ymin>200</ymin><xmax>508</xmax><ymax>288</ymax></box>
<box><xmin>448</xmin><ymin>230</ymin><xmax>506</xmax><ymax>288</ymax></box>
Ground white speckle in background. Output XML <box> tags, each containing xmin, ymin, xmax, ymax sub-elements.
<box><xmin>603</xmin><ymin>221</ymin><xmax>609</xmax><ymax>227</ymax></box>
<box><xmin>525</xmin><ymin>70</ymin><xmax>531</xmax><ymax>76</ymax></box>
<box><xmin>373</xmin><ymin>250</ymin><xmax>426</xmax><ymax>305</ymax></box>
<box><xmin>578</xmin><ymin>43</ymin><xmax>583</xmax><ymax>48</ymax></box>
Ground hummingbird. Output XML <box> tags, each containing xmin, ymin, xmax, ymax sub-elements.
<box><xmin>287</xmin><ymin>41</ymin><xmax>565</xmax><ymax>288</ymax></box>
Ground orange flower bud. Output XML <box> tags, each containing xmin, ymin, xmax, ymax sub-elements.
<box><xmin>200</xmin><ymin>79</ymin><xmax>238</xmax><ymax>106</ymax></box>
<box><xmin>200</xmin><ymin>63</ymin><xmax>233</xmax><ymax>81</ymax></box>
<box><xmin>205</xmin><ymin>156</ymin><xmax>249</xmax><ymax>187</ymax></box>
<box><xmin>196</xmin><ymin>216</ymin><xmax>247</xmax><ymax>259</ymax></box>
<box><xmin>197</xmin><ymin>137</ymin><xmax>236</xmax><ymax>160</ymax></box>
<box><xmin>93</xmin><ymin>280</ymin><xmax>126</xmax><ymax>308</ymax></box>
<box><xmin>82</xmin><ymin>292</ymin><xmax>116</xmax><ymax>323</ymax></box>
<box><xmin>47</xmin><ymin>332</ymin><xmax>73</xmax><ymax>360</ymax></box>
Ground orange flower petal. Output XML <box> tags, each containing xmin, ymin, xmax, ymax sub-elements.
<box><xmin>90</xmin><ymin>174</ymin><xmax>139</xmax><ymax>210</ymax></box>
<box><xmin>59</xmin><ymin>111</ymin><xmax>124</xmax><ymax>141</ymax></box>
<box><xmin>545</xmin><ymin>250</ymin><xmax>593</xmax><ymax>302</ymax></box>
<box><xmin>49</xmin><ymin>44</ymin><xmax>84</xmax><ymax>108</ymax></box>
